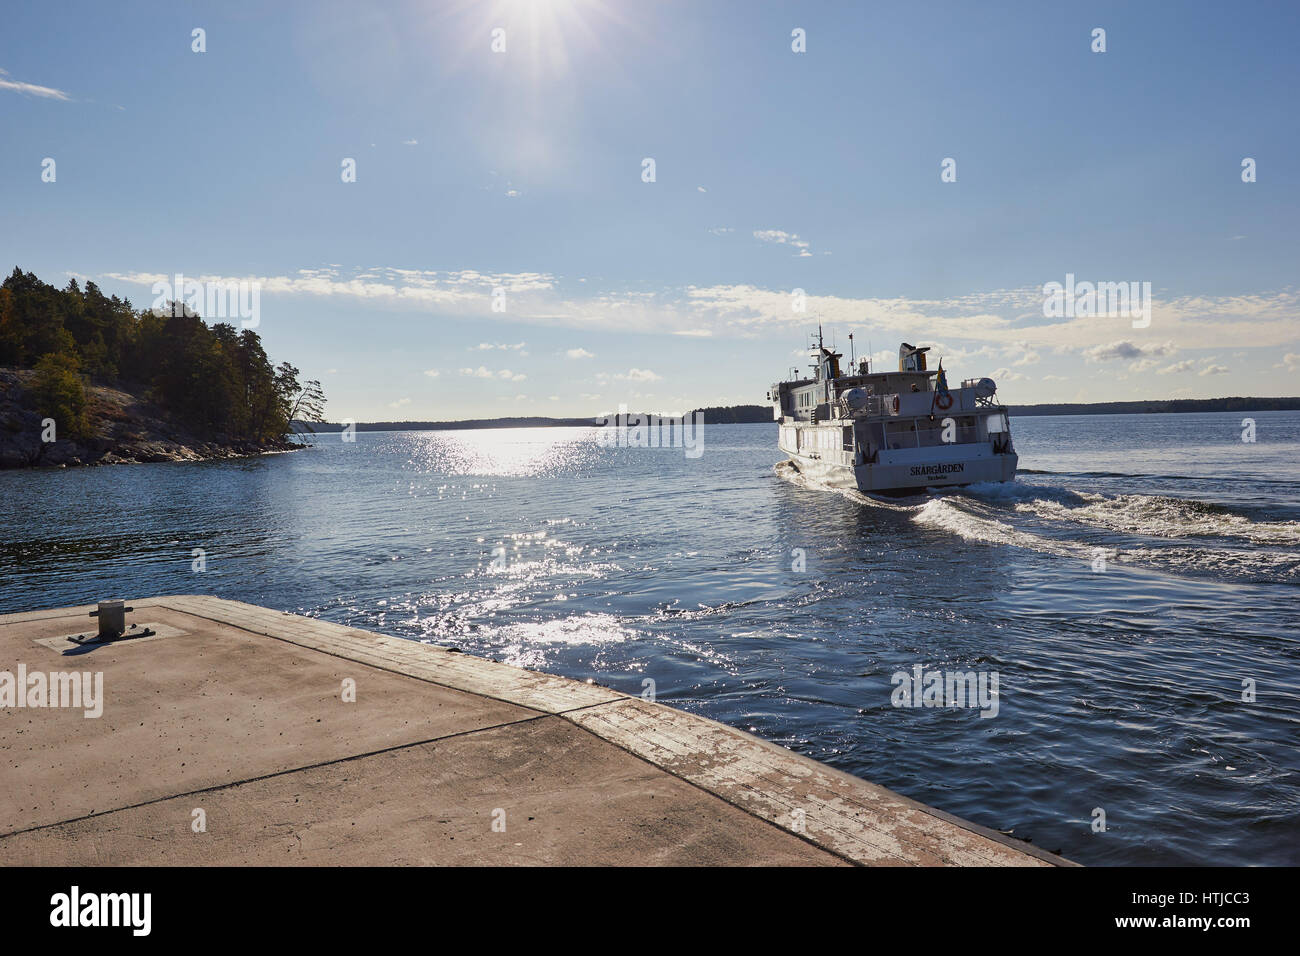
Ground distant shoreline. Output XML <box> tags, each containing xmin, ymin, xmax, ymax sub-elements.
<box><xmin>301</xmin><ymin>397</ymin><xmax>1300</xmax><ymax>432</ymax></box>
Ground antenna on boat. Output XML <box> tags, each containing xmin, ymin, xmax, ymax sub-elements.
<box><xmin>848</xmin><ymin>332</ymin><xmax>855</xmax><ymax>373</ymax></box>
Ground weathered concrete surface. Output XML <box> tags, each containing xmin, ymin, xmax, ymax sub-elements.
<box><xmin>0</xmin><ymin>597</ymin><xmax>1072</xmax><ymax>866</ymax></box>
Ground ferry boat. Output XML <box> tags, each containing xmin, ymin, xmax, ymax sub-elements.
<box><xmin>768</xmin><ymin>331</ymin><xmax>1018</xmax><ymax>494</ymax></box>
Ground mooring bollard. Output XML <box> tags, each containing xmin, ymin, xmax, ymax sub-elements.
<box><xmin>68</xmin><ymin>600</ymin><xmax>155</xmax><ymax>645</ymax></box>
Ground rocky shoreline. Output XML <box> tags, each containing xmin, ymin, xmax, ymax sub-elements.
<box><xmin>0</xmin><ymin>368</ymin><xmax>306</xmax><ymax>469</ymax></box>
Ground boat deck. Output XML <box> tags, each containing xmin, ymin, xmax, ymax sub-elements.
<box><xmin>0</xmin><ymin>596</ymin><xmax>1071</xmax><ymax>866</ymax></box>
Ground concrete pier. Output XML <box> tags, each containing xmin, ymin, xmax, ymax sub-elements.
<box><xmin>0</xmin><ymin>596</ymin><xmax>1071</xmax><ymax>866</ymax></box>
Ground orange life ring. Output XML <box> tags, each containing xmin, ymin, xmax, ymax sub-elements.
<box><xmin>935</xmin><ymin>393</ymin><xmax>953</xmax><ymax>410</ymax></box>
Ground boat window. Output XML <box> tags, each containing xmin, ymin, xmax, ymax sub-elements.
<box><xmin>986</xmin><ymin>413</ymin><xmax>1008</xmax><ymax>433</ymax></box>
<box><xmin>885</xmin><ymin>420</ymin><xmax>913</xmax><ymax>450</ymax></box>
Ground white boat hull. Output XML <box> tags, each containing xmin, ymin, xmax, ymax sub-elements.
<box><xmin>784</xmin><ymin>447</ymin><xmax>1018</xmax><ymax>494</ymax></box>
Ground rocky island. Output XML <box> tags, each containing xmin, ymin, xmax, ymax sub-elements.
<box><xmin>0</xmin><ymin>268</ymin><xmax>323</xmax><ymax>469</ymax></box>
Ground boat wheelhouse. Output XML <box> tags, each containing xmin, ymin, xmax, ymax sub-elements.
<box><xmin>768</xmin><ymin>332</ymin><xmax>1018</xmax><ymax>493</ymax></box>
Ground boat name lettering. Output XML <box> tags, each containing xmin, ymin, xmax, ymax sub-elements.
<box><xmin>909</xmin><ymin>463</ymin><xmax>965</xmax><ymax>477</ymax></box>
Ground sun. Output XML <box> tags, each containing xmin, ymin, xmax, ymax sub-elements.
<box><xmin>428</xmin><ymin>0</ymin><xmax>631</xmax><ymax>83</ymax></box>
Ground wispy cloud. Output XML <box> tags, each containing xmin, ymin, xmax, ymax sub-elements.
<box><xmin>97</xmin><ymin>268</ymin><xmax>1300</xmax><ymax>359</ymax></box>
<box><xmin>565</xmin><ymin>347</ymin><xmax>594</xmax><ymax>359</ymax></box>
<box><xmin>1082</xmin><ymin>341</ymin><xmax>1177</xmax><ymax>362</ymax></box>
<box><xmin>754</xmin><ymin>229</ymin><xmax>813</xmax><ymax>257</ymax></box>
<box><xmin>990</xmin><ymin>367</ymin><xmax>1027</xmax><ymax>382</ymax></box>
<box><xmin>460</xmin><ymin>366</ymin><xmax>526</xmax><ymax>382</ymax></box>
<box><xmin>596</xmin><ymin>368</ymin><xmax>661</xmax><ymax>383</ymax></box>
<box><xmin>0</xmin><ymin>67</ymin><xmax>70</xmax><ymax>100</ymax></box>
<box><xmin>102</xmin><ymin>267</ymin><xmax>555</xmax><ymax>313</ymax></box>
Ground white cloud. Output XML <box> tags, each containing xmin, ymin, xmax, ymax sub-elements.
<box><xmin>1157</xmin><ymin>360</ymin><xmax>1196</xmax><ymax>375</ymax></box>
<box><xmin>402</xmin><ymin>139</ymin><xmax>418</xmax><ymax>146</ymax></box>
<box><xmin>0</xmin><ymin>68</ymin><xmax>70</xmax><ymax>100</ymax></box>
<box><xmin>565</xmin><ymin>348</ymin><xmax>594</xmax><ymax>359</ymax></box>
<box><xmin>102</xmin><ymin>268</ymin><xmax>555</xmax><ymax>316</ymax></box>
<box><xmin>423</xmin><ymin>369</ymin><xmax>440</xmax><ymax>377</ymax></box>
<box><xmin>1199</xmin><ymin>364</ymin><xmax>1230</xmax><ymax>376</ymax></box>
<box><xmin>459</xmin><ymin>366</ymin><xmax>525</xmax><ymax>381</ymax></box>
<box><xmin>1083</xmin><ymin>341</ymin><xmax>1176</xmax><ymax>362</ymax></box>
<box><xmin>596</xmin><ymin>368</ymin><xmax>661</xmax><ymax>383</ymax></box>
<box><xmin>388</xmin><ymin>397</ymin><xmax>411</xmax><ymax>409</ymax></box>
<box><xmin>754</xmin><ymin>229</ymin><xmax>814</xmax><ymax>256</ymax></box>
<box><xmin>96</xmin><ymin>267</ymin><xmax>1300</xmax><ymax>366</ymax></box>
<box><xmin>472</xmin><ymin>342</ymin><xmax>527</xmax><ymax>352</ymax></box>
<box><xmin>754</xmin><ymin>229</ymin><xmax>807</xmax><ymax>248</ymax></box>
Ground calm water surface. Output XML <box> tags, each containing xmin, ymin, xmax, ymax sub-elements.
<box><xmin>2</xmin><ymin>411</ymin><xmax>1298</xmax><ymax>865</ymax></box>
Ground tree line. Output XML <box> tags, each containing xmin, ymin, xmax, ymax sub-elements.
<box><xmin>0</xmin><ymin>267</ymin><xmax>323</xmax><ymax>442</ymax></box>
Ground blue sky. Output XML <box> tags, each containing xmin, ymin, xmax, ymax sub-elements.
<box><xmin>2</xmin><ymin>0</ymin><xmax>1298</xmax><ymax>420</ymax></box>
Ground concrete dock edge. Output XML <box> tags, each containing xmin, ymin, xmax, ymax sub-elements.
<box><xmin>1</xmin><ymin>596</ymin><xmax>1074</xmax><ymax>866</ymax></box>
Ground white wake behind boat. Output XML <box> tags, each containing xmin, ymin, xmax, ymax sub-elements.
<box><xmin>768</xmin><ymin>331</ymin><xmax>1018</xmax><ymax>494</ymax></box>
